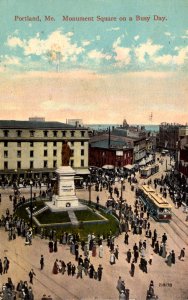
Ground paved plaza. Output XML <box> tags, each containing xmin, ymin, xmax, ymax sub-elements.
<box><xmin>0</xmin><ymin>156</ymin><xmax>188</xmax><ymax>300</ymax></box>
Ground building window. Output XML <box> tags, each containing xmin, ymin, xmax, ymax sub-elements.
<box><xmin>30</xmin><ymin>150</ymin><xmax>34</xmax><ymax>158</ymax></box>
<box><xmin>43</xmin><ymin>130</ymin><xmax>48</xmax><ymax>137</ymax></box>
<box><xmin>53</xmin><ymin>160</ymin><xmax>57</xmax><ymax>168</ymax></box>
<box><xmin>70</xmin><ymin>160</ymin><xmax>74</xmax><ymax>167</ymax></box>
<box><xmin>17</xmin><ymin>161</ymin><xmax>21</xmax><ymax>169</ymax></box>
<box><xmin>62</xmin><ymin>131</ymin><xmax>66</xmax><ymax>137</ymax></box>
<box><xmin>53</xmin><ymin>149</ymin><xmax>57</xmax><ymax>157</ymax></box>
<box><xmin>81</xmin><ymin>131</ymin><xmax>85</xmax><ymax>137</ymax></box>
<box><xmin>53</xmin><ymin>141</ymin><xmax>57</xmax><ymax>147</ymax></box>
<box><xmin>17</xmin><ymin>151</ymin><xmax>21</xmax><ymax>158</ymax></box>
<box><xmin>30</xmin><ymin>161</ymin><xmax>34</xmax><ymax>169</ymax></box>
<box><xmin>44</xmin><ymin>150</ymin><xmax>48</xmax><ymax>157</ymax></box>
<box><xmin>44</xmin><ymin>160</ymin><xmax>48</xmax><ymax>168</ymax></box>
<box><xmin>17</xmin><ymin>142</ymin><xmax>21</xmax><ymax>147</ymax></box>
<box><xmin>71</xmin><ymin>131</ymin><xmax>75</xmax><ymax>137</ymax></box>
<box><xmin>3</xmin><ymin>130</ymin><xmax>9</xmax><ymax>137</ymax></box>
<box><xmin>71</xmin><ymin>141</ymin><xmax>74</xmax><ymax>146</ymax></box>
<box><xmin>30</xmin><ymin>130</ymin><xmax>35</xmax><ymax>137</ymax></box>
<box><xmin>4</xmin><ymin>151</ymin><xmax>8</xmax><ymax>158</ymax></box>
<box><xmin>81</xmin><ymin>159</ymin><xmax>84</xmax><ymax>167</ymax></box>
<box><xmin>81</xmin><ymin>149</ymin><xmax>84</xmax><ymax>156</ymax></box>
<box><xmin>4</xmin><ymin>141</ymin><xmax>8</xmax><ymax>147</ymax></box>
<box><xmin>53</xmin><ymin>131</ymin><xmax>58</xmax><ymax>137</ymax></box>
<box><xmin>4</xmin><ymin>161</ymin><xmax>8</xmax><ymax>169</ymax></box>
<box><xmin>17</xmin><ymin>130</ymin><xmax>22</xmax><ymax>137</ymax></box>
<box><xmin>44</xmin><ymin>141</ymin><xmax>48</xmax><ymax>147</ymax></box>
<box><xmin>30</xmin><ymin>142</ymin><xmax>34</xmax><ymax>147</ymax></box>
<box><xmin>81</xmin><ymin>141</ymin><xmax>84</xmax><ymax>146</ymax></box>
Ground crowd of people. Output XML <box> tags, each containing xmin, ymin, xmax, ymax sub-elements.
<box><xmin>0</xmin><ymin>278</ymin><xmax>34</xmax><ymax>300</ymax></box>
<box><xmin>0</xmin><ymin>153</ymin><xmax>187</xmax><ymax>299</ymax></box>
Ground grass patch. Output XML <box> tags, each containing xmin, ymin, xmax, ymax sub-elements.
<box><xmin>36</xmin><ymin>209</ymin><xmax>70</xmax><ymax>224</ymax></box>
<box><xmin>74</xmin><ymin>209</ymin><xmax>103</xmax><ymax>221</ymax></box>
<box><xmin>14</xmin><ymin>200</ymin><xmax>46</xmax><ymax>222</ymax></box>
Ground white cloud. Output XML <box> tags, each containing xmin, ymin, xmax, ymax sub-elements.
<box><xmin>113</xmin><ymin>36</ymin><xmax>122</xmax><ymax>48</ymax></box>
<box><xmin>7</xmin><ymin>30</ymin><xmax>84</xmax><ymax>63</ymax></box>
<box><xmin>112</xmin><ymin>36</ymin><xmax>131</xmax><ymax>64</ymax></box>
<box><xmin>114</xmin><ymin>47</ymin><xmax>131</xmax><ymax>64</ymax></box>
<box><xmin>134</xmin><ymin>39</ymin><xmax>163</xmax><ymax>63</ymax></box>
<box><xmin>4</xmin><ymin>55</ymin><xmax>20</xmax><ymax>65</ymax></box>
<box><xmin>134</xmin><ymin>35</ymin><xmax>140</xmax><ymax>41</ymax></box>
<box><xmin>107</xmin><ymin>27</ymin><xmax>120</xmax><ymax>32</ymax></box>
<box><xmin>88</xmin><ymin>49</ymin><xmax>111</xmax><ymax>60</ymax></box>
<box><xmin>164</xmin><ymin>32</ymin><xmax>171</xmax><ymax>36</ymax></box>
<box><xmin>153</xmin><ymin>46</ymin><xmax>188</xmax><ymax>65</ymax></box>
<box><xmin>7</xmin><ymin>36</ymin><xmax>24</xmax><ymax>48</ymax></box>
<box><xmin>82</xmin><ymin>40</ymin><xmax>91</xmax><ymax>46</ymax></box>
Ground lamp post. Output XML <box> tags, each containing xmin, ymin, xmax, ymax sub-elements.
<box><xmin>30</xmin><ymin>180</ymin><xmax>33</xmax><ymax>228</ymax></box>
<box><xmin>119</xmin><ymin>177</ymin><xmax>124</xmax><ymax>219</ymax></box>
<box><xmin>88</xmin><ymin>175</ymin><xmax>91</xmax><ymax>205</ymax></box>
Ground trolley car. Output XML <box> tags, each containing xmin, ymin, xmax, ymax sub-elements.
<box><xmin>137</xmin><ymin>185</ymin><xmax>172</xmax><ymax>221</ymax></box>
<box><xmin>140</xmin><ymin>164</ymin><xmax>159</xmax><ymax>179</ymax></box>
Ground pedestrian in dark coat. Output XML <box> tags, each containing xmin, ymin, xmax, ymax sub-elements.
<box><xmin>179</xmin><ymin>248</ymin><xmax>185</xmax><ymax>261</ymax></box>
<box><xmin>171</xmin><ymin>250</ymin><xmax>175</xmax><ymax>264</ymax></box>
<box><xmin>134</xmin><ymin>250</ymin><xmax>139</xmax><ymax>263</ymax></box>
<box><xmin>49</xmin><ymin>241</ymin><xmax>53</xmax><ymax>253</ymax></box>
<box><xmin>67</xmin><ymin>262</ymin><xmax>72</xmax><ymax>276</ymax></box>
<box><xmin>0</xmin><ymin>259</ymin><xmax>2</xmax><ymax>275</ymax></box>
<box><xmin>29</xmin><ymin>269</ymin><xmax>36</xmax><ymax>284</ymax></box>
<box><xmin>53</xmin><ymin>240</ymin><xmax>57</xmax><ymax>252</ymax></box>
<box><xmin>40</xmin><ymin>255</ymin><xmax>44</xmax><ymax>270</ymax></box>
<box><xmin>130</xmin><ymin>261</ymin><xmax>135</xmax><ymax>277</ymax></box>
<box><xmin>127</xmin><ymin>249</ymin><xmax>132</xmax><ymax>263</ymax></box>
<box><xmin>124</xmin><ymin>233</ymin><xmax>129</xmax><ymax>245</ymax></box>
<box><xmin>71</xmin><ymin>264</ymin><xmax>76</xmax><ymax>276</ymax></box>
<box><xmin>154</xmin><ymin>241</ymin><xmax>159</xmax><ymax>254</ymax></box>
<box><xmin>89</xmin><ymin>264</ymin><xmax>95</xmax><ymax>278</ymax></box>
<box><xmin>97</xmin><ymin>264</ymin><xmax>103</xmax><ymax>281</ymax></box>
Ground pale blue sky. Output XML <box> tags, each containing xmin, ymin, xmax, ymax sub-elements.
<box><xmin>1</xmin><ymin>0</ymin><xmax>188</xmax><ymax>73</ymax></box>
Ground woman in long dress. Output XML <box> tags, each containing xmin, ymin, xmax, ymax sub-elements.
<box><xmin>99</xmin><ymin>245</ymin><xmax>104</xmax><ymax>258</ymax></box>
<box><xmin>52</xmin><ymin>259</ymin><xmax>59</xmax><ymax>274</ymax></box>
<box><xmin>110</xmin><ymin>252</ymin><xmax>115</xmax><ymax>265</ymax></box>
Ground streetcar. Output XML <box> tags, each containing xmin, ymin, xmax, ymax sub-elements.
<box><xmin>137</xmin><ymin>185</ymin><xmax>172</xmax><ymax>221</ymax></box>
<box><xmin>140</xmin><ymin>164</ymin><xmax>159</xmax><ymax>179</ymax></box>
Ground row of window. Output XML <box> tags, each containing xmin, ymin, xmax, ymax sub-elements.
<box><xmin>2</xmin><ymin>130</ymin><xmax>86</xmax><ymax>138</ymax></box>
<box><xmin>3</xmin><ymin>141</ymin><xmax>85</xmax><ymax>147</ymax></box>
<box><xmin>3</xmin><ymin>149</ymin><xmax>85</xmax><ymax>158</ymax></box>
<box><xmin>3</xmin><ymin>159</ymin><xmax>85</xmax><ymax>169</ymax></box>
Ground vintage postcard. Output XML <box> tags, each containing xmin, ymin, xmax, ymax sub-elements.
<box><xmin>0</xmin><ymin>1</ymin><xmax>187</xmax><ymax>300</ymax></box>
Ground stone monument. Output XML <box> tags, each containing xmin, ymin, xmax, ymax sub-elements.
<box><xmin>52</xmin><ymin>141</ymin><xmax>79</xmax><ymax>208</ymax></box>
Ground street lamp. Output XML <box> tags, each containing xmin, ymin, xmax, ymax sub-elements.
<box><xmin>88</xmin><ymin>175</ymin><xmax>91</xmax><ymax>205</ymax></box>
<box><xmin>30</xmin><ymin>180</ymin><xmax>33</xmax><ymax>228</ymax></box>
<box><xmin>119</xmin><ymin>177</ymin><xmax>124</xmax><ymax>219</ymax></box>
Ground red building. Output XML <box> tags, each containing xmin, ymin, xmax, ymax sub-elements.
<box><xmin>89</xmin><ymin>139</ymin><xmax>133</xmax><ymax>168</ymax></box>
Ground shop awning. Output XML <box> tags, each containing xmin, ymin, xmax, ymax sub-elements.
<box><xmin>123</xmin><ymin>164</ymin><xmax>135</xmax><ymax>170</ymax></box>
<box><xmin>75</xmin><ymin>168</ymin><xmax>90</xmax><ymax>175</ymax></box>
<box><xmin>102</xmin><ymin>165</ymin><xmax>114</xmax><ymax>170</ymax></box>
<box><xmin>139</xmin><ymin>158</ymin><xmax>146</xmax><ymax>166</ymax></box>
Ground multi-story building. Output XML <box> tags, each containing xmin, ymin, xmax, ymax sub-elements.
<box><xmin>179</xmin><ymin>126</ymin><xmax>188</xmax><ymax>178</ymax></box>
<box><xmin>0</xmin><ymin>120</ymin><xmax>89</xmax><ymax>179</ymax></box>
<box><xmin>89</xmin><ymin>139</ymin><xmax>133</xmax><ymax>168</ymax></box>
<box><xmin>157</xmin><ymin>123</ymin><xmax>184</xmax><ymax>152</ymax></box>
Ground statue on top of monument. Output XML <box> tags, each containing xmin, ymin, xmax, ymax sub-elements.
<box><xmin>61</xmin><ymin>141</ymin><xmax>72</xmax><ymax>166</ymax></box>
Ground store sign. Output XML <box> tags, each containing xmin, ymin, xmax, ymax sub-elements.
<box><xmin>116</xmin><ymin>151</ymin><xmax>123</xmax><ymax>156</ymax></box>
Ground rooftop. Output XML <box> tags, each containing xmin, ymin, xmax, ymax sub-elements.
<box><xmin>0</xmin><ymin>120</ymin><xmax>87</xmax><ymax>130</ymax></box>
